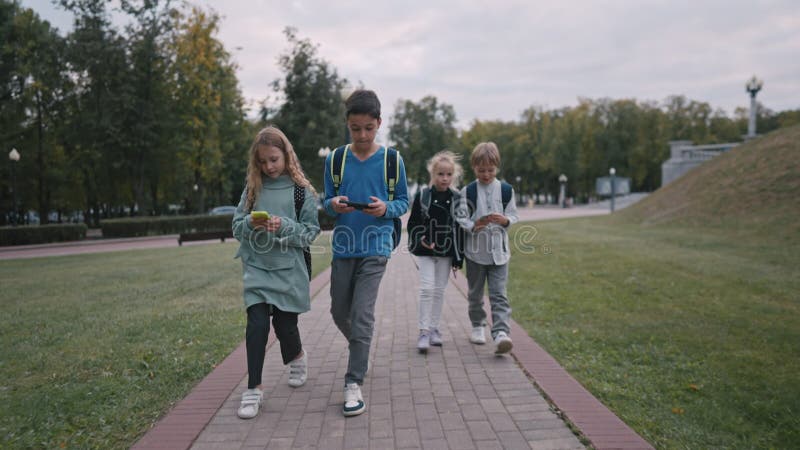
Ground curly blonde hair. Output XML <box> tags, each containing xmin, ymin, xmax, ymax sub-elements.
<box><xmin>245</xmin><ymin>126</ymin><xmax>315</xmax><ymax>211</ymax></box>
<box><xmin>426</xmin><ymin>150</ymin><xmax>463</xmax><ymax>188</ymax></box>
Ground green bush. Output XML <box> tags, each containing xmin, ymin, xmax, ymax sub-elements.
<box><xmin>0</xmin><ymin>223</ymin><xmax>87</xmax><ymax>246</ymax></box>
<box><xmin>101</xmin><ymin>215</ymin><xmax>233</xmax><ymax>238</ymax></box>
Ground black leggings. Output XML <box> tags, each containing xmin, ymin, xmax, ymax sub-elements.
<box><xmin>246</xmin><ymin>303</ymin><xmax>302</xmax><ymax>389</ymax></box>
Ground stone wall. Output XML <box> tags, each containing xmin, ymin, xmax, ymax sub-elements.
<box><xmin>661</xmin><ymin>141</ymin><xmax>739</xmax><ymax>186</ymax></box>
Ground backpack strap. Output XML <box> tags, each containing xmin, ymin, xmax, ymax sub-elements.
<box><xmin>419</xmin><ymin>186</ymin><xmax>432</xmax><ymax>219</ymax></box>
<box><xmin>466</xmin><ymin>181</ymin><xmax>478</xmax><ymax>217</ymax></box>
<box><xmin>293</xmin><ymin>184</ymin><xmax>304</xmax><ymax>220</ymax></box>
<box><xmin>293</xmin><ymin>184</ymin><xmax>312</xmax><ymax>281</ymax></box>
<box><xmin>384</xmin><ymin>147</ymin><xmax>399</xmax><ymax>201</ymax></box>
<box><xmin>500</xmin><ymin>182</ymin><xmax>512</xmax><ymax>210</ymax></box>
<box><xmin>330</xmin><ymin>144</ymin><xmax>349</xmax><ymax>196</ymax></box>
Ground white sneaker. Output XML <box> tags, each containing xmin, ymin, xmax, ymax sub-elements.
<box><xmin>288</xmin><ymin>350</ymin><xmax>307</xmax><ymax>387</ymax></box>
<box><xmin>494</xmin><ymin>331</ymin><xmax>513</xmax><ymax>355</ymax></box>
<box><xmin>470</xmin><ymin>326</ymin><xmax>486</xmax><ymax>345</ymax></box>
<box><xmin>430</xmin><ymin>328</ymin><xmax>443</xmax><ymax>346</ymax></box>
<box><xmin>237</xmin><ymin>388</ymin><xmax>263</xmax><ymax>419</ymax></box>
<box><xmin>417</xmin><ymin>330</ymin><xmax>431</xmax><ymax>354</ymax></box>
<box><xmin>343</xmin><ymin>383</ymin><xmax>365</xmax><ymax>416</ymax></box>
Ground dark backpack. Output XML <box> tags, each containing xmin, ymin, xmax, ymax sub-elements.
<box><xmin>330</xmin><ymin>144</ymin><xmax>402</xmax><ymax>250</ymax></box>
<box><xmin>293</xmin><ymin>184</ymin><xmax>312</xmax><ymax>280</ymax></box>
<box><xmin>465</xmin><ymin>180</ymin><xmax>513</xmax><ymax>217</ymax></box>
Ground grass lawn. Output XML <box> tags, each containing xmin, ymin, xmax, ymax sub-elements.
<box><xmin>508</xmin><ymin>218</ymin><xmax>799</xmax><ymax>449</ymax></box>
<box><xmin>0</xmin><ymin>235</ymin><xmax>331</xmax><ymax>449</ymax></box>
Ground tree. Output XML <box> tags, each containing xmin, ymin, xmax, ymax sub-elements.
<box><xmin>60</xmin><ymin>0</ymin><xmax>130</xmax><ymax>226</ymax></box>
<box><xmin>18</xmin><ymin>9</ymin><xmax>69</xmax><ymax>224</ymax></box>
<box><xmin>119</xmin><ymin>0</ymin><xmax>176</xmax><ymax>215</ymax></box>
<box><xmin>389</xmin><ymin>96</ymin><xmax>458</xmax><ymax>185</ymax></box>
<box><xmin>0</xmin><ymin>2</ymin><xmax>71</xmax><ymax>224</ymax></box>
<box><xmin>169</xmin><ymin>6</ymin><xmax>246</xmax><ymax>213</ymax></box>
<box><xmin>264</xmin><ymin>27</ymin><xmax>347</xmax><ymax>190</ymax></box>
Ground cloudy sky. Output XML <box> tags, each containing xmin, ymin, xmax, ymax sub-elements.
<box><xmin>22</xmin><ymin>0</ymin><xmax>800</xmax><ymax>132</ymax></box>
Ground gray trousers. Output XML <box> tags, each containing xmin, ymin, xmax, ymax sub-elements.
<box><xmin>466</xmin><ymin>258</ymin><xmax>511</xmax><ymax>339</ymax></box>
<box><xmin>330</xmin><ymin>256</ymin><xmax>388</xmax><ymax>385</ymax></box>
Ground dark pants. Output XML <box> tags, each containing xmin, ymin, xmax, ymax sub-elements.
<box><xmin>246</xmin><ymin>303</ymin><xmax>302</xmax><ymax>389</ymax></box>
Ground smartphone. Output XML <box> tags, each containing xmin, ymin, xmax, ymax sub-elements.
<box><xmin>343</xmin><ymin>200</ymin><xmax>371</xmax><ymax>210</ymax></box>
<box><xmin>251</xmin><ymin>210</ymin><xmax>271</xmax><ymax>220</ymax></box>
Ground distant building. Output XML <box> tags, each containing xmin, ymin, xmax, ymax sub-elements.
<box><xmin>661</xmin><ymin>141</ymin><xmax>739</xmax><ymax>186</ymax></box>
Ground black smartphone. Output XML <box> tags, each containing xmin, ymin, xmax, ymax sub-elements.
<box><xmin>343</xmin><ymin>200</ymin><xmax>371</xmax><ymax>210</ymax></box>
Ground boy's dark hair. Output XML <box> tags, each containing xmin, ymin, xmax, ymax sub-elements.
<box><xmin>345</xmin><ymin>89</ymin><xmax>381</xmax><ymax>119</ymax></box>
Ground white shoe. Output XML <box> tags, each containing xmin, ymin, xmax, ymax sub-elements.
<box><xmin>470</xmin><ymin>326</ymin><xmax>486</xmax><ymax>344</ymax></box>
<box><xmin>417</xmin><ymin>330</ymin><xmax>431</xmax><ymax>354</ymax></box>
<box><xmin>288</xmin><ymin>350</ymin><xmax>307</xmax><ymax>387</ymax></box>
<box><xmin>343</xmin><ymin>383</ymin><xmax>365</xmax><ymax>416</ymax></box>
<box><xmin>237</xmin><ymin>388</ymin><xmax>263</xmax><ymax>419</ymax></box>
<box><xmin>494</xmin><ymin>331</ymin><xmax>513</xmax><ymax>355</ymax></box>
<box><xmin>430</xmin><ymin>328</ymin><xmax>443</xmax><ymax>346</ymax></box>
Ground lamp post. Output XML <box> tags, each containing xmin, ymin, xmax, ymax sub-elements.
<box><xmin>8</xmin><ymin>148</ymin><xmax>20</xmax><ymax>225</ymax></box>
<box><xmin>745</xmin><ymin>75</ymin><xmax>763</xmax><ymax>139</ymax></box>
<box><xmin>609</xmin><ymin>167</ymin><xmax>616</xmax><ymax>213</ymax></box>
<box><xmin>193</xmin><ymin>183</ymin><xmax>199</xmax><ymax>214</ymax></box>
<box><xmin>558</xmin><ymin>174</ymin><xmax>567</xmax><ymax>208</ymax></box>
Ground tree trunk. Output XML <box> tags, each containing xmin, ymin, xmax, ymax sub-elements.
<box><xmin>36</xmin><ymin>92</ymin><xmax>50</xmax><ymax>224</ymax></box>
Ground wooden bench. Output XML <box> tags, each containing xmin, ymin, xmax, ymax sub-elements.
<box><xmin>178</xmin><ymin>230</ymin><xmax>233</xmax><ymax>246</ymax></box>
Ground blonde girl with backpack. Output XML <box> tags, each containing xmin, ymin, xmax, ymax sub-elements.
<box><xmin>407</xmin><ymin>150</ymin><xmax>465</xmax><ymax>353</ymax></box>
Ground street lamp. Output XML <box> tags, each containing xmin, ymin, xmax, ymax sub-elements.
<box><xmin>745</xmin><ymin>75</ymin><xmax>764</xmax><ymax>139</ymax></box>
<box><xmin>609</xmin><ymin>167</ymin><xmax>616</xmax><ymax>213</ymax></box>
<box><xmin>8</xmin><ymin>148</ymin><xmax>20</xmax><ymax>225</ymax></box>
<box><xmin>558</xmin><ymin>174</ymin><xmax>568</xmax><ymax>208</ymax></box>
<box><xmin>193</xmin><ymin>183</ymin><xmax>199</xmax><ymax>214</ymax></box>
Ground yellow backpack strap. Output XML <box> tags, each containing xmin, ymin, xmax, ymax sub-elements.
<box><xmin>330</xmin><ymin>144</ymin><xmax>349</xmax><ymax>196</ymax></box>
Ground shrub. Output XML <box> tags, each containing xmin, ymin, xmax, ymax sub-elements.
<box><xmin>0</xmin><ymin>223</ymin><xmax>88</xmax><ymax>246</ymax></box>
<box><xmin>101</xmin><ymin>215</ymin><xmax>232</xmax><ymax>238</ymax></box>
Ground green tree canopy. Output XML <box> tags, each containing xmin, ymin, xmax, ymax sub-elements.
<box><xmin>388</xmin><ymin>95</ymin><xmax>458</xmax><ymax>185</ymax></box>
<box><xmin>262</xmin><ymin>27</ymin><xmax>347</xmax><ymax>190</ymax></box>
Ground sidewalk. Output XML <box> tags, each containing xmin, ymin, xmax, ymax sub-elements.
<box><xmin>1</xmin><ymin>195</ymin><xmax>651</xmax><ymax>260</ymax></box>
<box><xmin>133</xmin><ymin>250</ymin><xmax>652</xmax><ymax>450</ymax></box>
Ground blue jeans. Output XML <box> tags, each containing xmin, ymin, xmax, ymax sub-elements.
<box><xmin>329</xmin><ymin>256</ymin><xmax>388</xmax><ymax>385</ymax></box>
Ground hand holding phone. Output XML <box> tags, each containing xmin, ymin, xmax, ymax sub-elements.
<box><xmin>342</xmin><ymin>200</ymin><xmax>372</xmax><ymax>210</ymax></box>
<box><xmin>251</xmin><ymin>211</ymin><xmax>271</xmax><ymax>220</ymax></box>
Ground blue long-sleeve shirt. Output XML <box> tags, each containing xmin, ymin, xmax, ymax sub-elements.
<box><xmin>323</xmin><ymin>146</ymin><xmax>409</xmax><ymax>258</ymax></box>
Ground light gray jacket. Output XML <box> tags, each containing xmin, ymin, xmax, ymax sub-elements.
<box><xmin>455</xmin><ymin>179</ymin><xmax>519</xmax><ymax>266</ymax></box>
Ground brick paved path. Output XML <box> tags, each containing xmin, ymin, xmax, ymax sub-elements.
<box><xmin>186</xmin><ymin>251</ymin><xmax>584</xmax><ymax>450</ymax></box>
<box><xmin>133</xmin><ymin>247</ymin><xmax>652</xmax><ymax>450</ymax></box>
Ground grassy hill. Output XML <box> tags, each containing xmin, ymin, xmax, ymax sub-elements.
<box><xmin>617</xmin><ymin>125</ymin><xmax>800</xmax><ymax>241</ymax></box>
<box><xmin>507</xmin><ymin>126</ymin><xmax>800</xmax><ymax>448</ymax></box>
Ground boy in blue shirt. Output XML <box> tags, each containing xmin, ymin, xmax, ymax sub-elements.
<box><xmin>323</xmin><ymin>89</ymin><xmax>409</xmax><ymax>416</ymax></box>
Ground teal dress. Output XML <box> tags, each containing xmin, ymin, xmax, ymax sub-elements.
<box><xmin>232</xmin><ymin>175</ymin><xmax>321</xmax><ymax>312</ymax></box>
